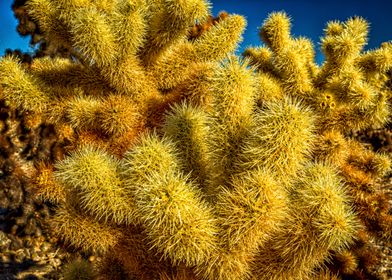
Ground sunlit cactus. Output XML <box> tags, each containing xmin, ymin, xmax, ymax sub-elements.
<box><xmin>243</xmin><ymin>11</ymin><xmax>392</xmax><ymax>279</ymax></box>
<box><xmin>1</xmin><ymin>1</ymin><xmax>391</xmax><ymax>280</ymax></box>
<box><xmin>54</xmin><ymin>145</ymin><xmax>137</xmax><ymax>225</ymax></box>
<box><xmin>251</xmin><ymin>163</ymin><xmax>358</xmax><ymax>280</ymax></box>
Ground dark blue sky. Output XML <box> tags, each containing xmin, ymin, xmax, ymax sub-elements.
<box><xmin>211</xmin><ymin>0</ymin><xmax>392</xmax><ymax>63</ymax></box>
<box><xmin>0</xmin><ymin>0</ymin><xmax>31</xmax><ymax>55</ymax></box>
<box><xmin>1</xmin><ymin>0</ymin><xmax>392</xmax><ymax>63</ymax></box>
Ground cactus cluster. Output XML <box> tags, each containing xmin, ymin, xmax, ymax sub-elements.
<box><xmin>1</xmin><ymin>1</ymin><xmax>392</xmax><ymax>279</ymax></box>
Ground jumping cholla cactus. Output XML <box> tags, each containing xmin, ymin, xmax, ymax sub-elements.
<box><xmin>0</xmin><ymin>1</ymin><xmax>391</xmax><ymax>279</ymax></box>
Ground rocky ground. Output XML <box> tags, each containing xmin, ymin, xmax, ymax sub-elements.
<box><xmin>0</xmin><ymin>98</ymin><xmax>391</xmax><ymax>279</ymax></box>
<box><xmin>367</xmin><ymin>183</ymin><xmax>392</xmax><ymax>280</ymax></box>
<box><xmin>0</xmin><ymin>100</ymin><xmax>90</xmax><ymax>280</ymax></box>
<box><xmin>353</xmin><ymin>128</ymin><xmax>392</xmax><ymax>280</ymax></box>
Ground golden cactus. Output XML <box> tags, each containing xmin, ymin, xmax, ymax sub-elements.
<box><xmin>1</xmin><ymin>2</ymin><xmax>391</xmax><ymax>280</ymax></box>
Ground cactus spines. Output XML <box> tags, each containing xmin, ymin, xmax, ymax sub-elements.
<box><xmin>238</xmin><ymin>97</ymin><xmax>315</xmax><ymax>182</ymax></box>
<box><xmin>0</xmin><ymin>56</ymin><xmax>50</xmax><ymax>112</ymax></box>
<box><xmin>193</xmin><ymin>14</ymin><xmax>246</xmax><ymax>61</ymax></box>
<box><xmin>334</xmin><ymin>250</ymin><xmax>359</xmax><ymax>275</ymax></box>
<box><xmin>251</xmin><ymin>163</ymin><xmax>358</xmax><ymax>280</ymax></box>
<box><xmin>2</xmin><ymin>0</ymin><xmax>392</xmax><ymax>279</ymax></box>
<box><xmin>162</xmin><ymin>102</ymin><xmax>210</xmax><ymax>188</ymax></box>
<box><xmin>122</xmin><ymin>133</ymin><xmax>181</xmax><ymax>183</ymax></box>
<box><xmin>66</xmin><ymin>95</ymin><xmax>101</xmax><ymax>131</ymax></box>
<box><xmin>313</xmin><ymin>130</ymin><xmax>349</xmax><ymax>165</ymax></box>
<box><xmin>188</xmin><ymin>11</ymin><xmax>229</xmax><ymax>41</ymax></box>
<box><xmin>321</xmin><ymin>16</ymin><xmax>369</xmax><ymax>66</ymax></box>
<box><xmin>70</xmin><ymin>7</ymin><xmax>118</xmax><ymax>67</ymax></box>
<box><xmin>33</xmin><ymin>161</ymin><xmax>66</xmax><ymax>204</ymax></box>
<box><xmin>132</xmin><ymin>171</ymin><xmax>218</xmax><ymax>267</ymax></box>
<box><xmin>98</xmin><ymin>94</ymin><xmax>142</xmax><ymax>136</ymax></box>
<box><xmin>206</xmin><ymin>57</ymin><xmax>256</xmax><ymax>190</ymax></box>
<box><xmin>26</xmin><ymin>0</ymin><xmax>72</xmax><ymax>49</ymax></box>
<box><xmin>62</xmin><ymin>259</ymin><xmax>95</xmax><ymax>280</ymax></box>
<box><xmin>259</xmin><ymin>12</ymin><xmax>315</xmax><ymax>95</ymax></box>
<box><xmin>51</xmin><ymin>205</ymin><xmax>122</xmax><ymax>253</ymax></box>
<box><xmin>259</xmin><ymin>11</ymin><xmax>291</xmax><ymax>53</ymax></box>
<box><xmin>149</xmin><ymin>13</ymin><xmax>246</xmax><ymax>92</ymax></box>
<box><xmin>122</xmin><ymin>132</ymin><xmax>217</xmax><ymax>266</ymax></box>
<box><xmin>216</xmin><ymin>169</ymin><xmax>286</xmax><ymax>249</ymax></box>
<box><xmin>199</xmin><ymin>169</ymin><xmax>286</xmax><ymax>280</ymax></box>
<box><xmin>55</xmin><ymin>145</ymin><xmax>137</xmax><ymax>225</ymax></box>
<box><xmin>139</xmin><ymin>0</ymin><xmax>210</xmax><ymax>64</ymax></box>
<box><xmin>111</xmin><ymin>0</ymin><xmax>147</xmax><ymax>58</ymax></box>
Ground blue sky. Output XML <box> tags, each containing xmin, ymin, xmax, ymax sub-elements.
<box><xmin>211</xmin><ymin>0</ymin><xmax>392</xmax><ymax>63</ymax></box>
<box><xmin>0</xmin><ymin>0</ymin><xmax>32</xmax><ymax>55</ymax></box>
<box><xmin>1</xmin><ymin>0</ymin><xmax>392</xmax><ymax>64</ymax></box>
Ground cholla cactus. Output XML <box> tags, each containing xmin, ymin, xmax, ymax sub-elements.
<box><xmin>1</xmin><ymin>1</ymin><xmax>391</xmax><ymax>280</ymax></box>
<box><xmin>244</xmin><ymin>12</ymin><xmax>392</xmax><ymax>279</ymax></box>
<box><xmin>0</xmin><ymin>0</ymin><xmax>245</xmax><ymax>151</ymax></box>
